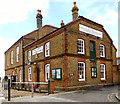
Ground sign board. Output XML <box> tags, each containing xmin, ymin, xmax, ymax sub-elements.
<box><xmin>51</xmin><ymin>68</ymin><xmax>62</xmax><ymax>80</ymax></box>
<box><xmin>69</xmin><ymin>73</ymin><xmax>74</xmax><ymax>76</ymax></box>
<box><xmin>32</xmin><ymin>46</ymin><xmax>43</xmax><ymax>56</ymax></box>
<box><xmin>79</xmin><ymin>24</ymin><xmax>103</xmax><ymax>38</ymax></box>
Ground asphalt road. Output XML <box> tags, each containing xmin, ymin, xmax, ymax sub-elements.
<box><xmin>51</xmin><ymin>85</ymin><xmax>119</xmax><ymax>102</ymax></box>
<box><xmin>2</xmin><ymin>85</ymin><xmax>119</xmax><ymax>103</ymax></box>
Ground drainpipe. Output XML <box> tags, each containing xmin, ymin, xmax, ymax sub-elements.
<box><xmin>22</xmin><ymin>37</ymin><xmax>25</xmax><ymax>84</ymax></box>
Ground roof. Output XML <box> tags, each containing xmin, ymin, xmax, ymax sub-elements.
<box><xmin>4</xmin><ymin>25</ymin><xmax>58</xmax><ymax>54</ymax></box>
<box><xmin>5</xmin><ymin>15</ymin><xmax>115</xmax><ymax>54</ymax></box>
<box><xmin>5</xmin><ymin>36</ymin><xmax>23</xmax><ymax>54</ymax></box>
<box><xmin>24</xmin><ymin>15</ymin><xmax>115</xmax><ymax>50</ymax></box>
<box><xmin>42</xmin><ymin>25</ymin><xmax>58</xmax><ymax>29</ymax></box>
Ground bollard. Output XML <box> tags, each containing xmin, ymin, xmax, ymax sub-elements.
<box><xmin>48</xmin><ymin>80</ymin><xmax>50</xmax><ymax>95</ymax></box>
<box><xmin>32</xmin><ymin>84</ymin><xmax>34</xmax><ymax>98</ymax></box>
<box><xmin>8</xmin><ymin>79</ymin><xmax>10</xmax><ymax>101</ymax></box>
<box><xmin>48</xmin><ymin>79</ymin><xmax>54</xmax><ymax>94</ymax></box>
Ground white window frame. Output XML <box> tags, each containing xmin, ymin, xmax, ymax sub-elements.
<box><xmin>77</xmin><ymin>39</ymin><xmax>85</xmax><ymax>54</ymax></box>
<box><xmin>78</xmin><ymin>62</ymin><xmax>85</xmax><ymax>81</ymax></box>
<box><xmin>28</xmin><ymin>50</ymin><xmax>31</xmax><ymax>61</ymax></box>
<box><xmin>16</xmin><ymin>46</ymin><xmax>19</xmax><ymax>62</ymax></box>
<box><xmin>28</xmin><ymin>67</ymin><xmax>32</xmax><ymax>81</ymax></box>
<box><xmin>100</xmin><ymin>64</ymin><xmax>105</xmax><ymax>80</ymax></box>
<box><xmin>45</xmin><ymin>64</ymin><xmax>50</xmax><ymax>82</ymax></box>
<box><xmin>100</xmin><ymin>44</ymin><xmax>105</xmax><ymax>57</ymax></box>
<box><xmin>12</xmin><ymin>71</ymin><xmax>14</xmax><ymax>75</ymax></box>
<box><xmin>45</xmin><ymin>42</ymin><xmax>50</xmax><ymax>57</ymax></box>
<box><xmin>7</xmin><ymin>54</ymin><xmax>9</xmax><ymax>66</ymax></box>
<box><xmin>11</xmin><ymin>51</ymin><xmax>13</xmax><ymax>64</ymax></box>
<box><xmin>19</xmin><ymin>70</ymin><xmax>21</xmax><ymax>82</ymax></box>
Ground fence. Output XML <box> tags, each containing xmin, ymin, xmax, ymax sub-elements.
<box><xmin>11</xmin><ymin>82</ymin><xmax>49</xmax><ymax>93</ymax></box>
<box><xmin>11</xmin><ymin>79</ymin><xmax>54</xmax><ymax>94</ymax></box>
<box><xmin>2</xmin><ymin>81</ymin><xmax>8</xmax><ymax>90</ymax></box>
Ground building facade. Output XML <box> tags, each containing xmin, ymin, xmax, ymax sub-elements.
<box><xmin>5</xmin><ymin>2</ymin><xmax>117</xmax><ymax>90</ymax></box>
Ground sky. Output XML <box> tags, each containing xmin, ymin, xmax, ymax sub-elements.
<box><xmin>0</xmin><ymin>0</ymin><xmax>119</xmax><ymax>78</ymax></box>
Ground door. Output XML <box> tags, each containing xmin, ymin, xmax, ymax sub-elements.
<box><xmin>90</xmin><ymin>41</ymin><xmax>95</xmax><ymax>59</ymax></box>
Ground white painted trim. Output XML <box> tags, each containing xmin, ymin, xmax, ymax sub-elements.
<box><xmin>100</xmin><ymin>44</ymin><xmax>105</xmax><ymax>57</ymax></box>
<box><xmin>78</xmin><ymin>62</ymin><xmax>85</xmax><ymax>81</ymax></box>
<box><xmin>77</xmin><ymin>39</ymin><xmax>85</xmax><ymax>54</ymax></box>
<box><xmin>100</xmin><ymin>64</ymin><xmax>105</xmax><ymax>80</ymax></box>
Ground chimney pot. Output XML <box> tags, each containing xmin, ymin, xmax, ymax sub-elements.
<box><xmin>37</xmin><ymin>10</ymin><xmax>41</xmax><ymax>14</ymax></box>
<box><xmin>60</xmin><ymin>20</ymin><xmax>64</xmax><ymax>27</ymax></box>
<box><xmin>74</xmin><ymin>2</ymin><xmax>76</xmax><ymax>6</ymax></box>
<box><xmin>72</xmin><ymin>2</ymin><xmax>79</xmax><ymax>21</ymax></box>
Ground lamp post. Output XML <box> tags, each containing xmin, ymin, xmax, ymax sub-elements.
<box><xmin>8</xmin><ymin>76</ymin><xmax>11</xmax><ymax>101</ymax></box>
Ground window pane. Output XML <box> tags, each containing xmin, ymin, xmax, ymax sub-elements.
<box><xmin>78</xmin><ymin>39</ymin><xmax>84</xmax><ymax>54</ymax></box>
<box><xmin>100</xmin><ymin>64</ymin><xmax>105</xmax><ymax>80</ymax></box>
<box><xmin>100</xmin><ymin>44</ymin><xmax>105</xmax><ymax>57</ymax></box>
<box><xmin>78</xmin><ymin>62</ymin><xmax>85</xmax><ymax>81</ymax></box>
<box><xmin>45</xmin><ymin>64</ymin><xmax>50</xmax><ymax>82</ymax></box>
<box><xmin>45</xmin><ymin>42</ymin><xmax>50</xmax><ymax>57</ymax></box>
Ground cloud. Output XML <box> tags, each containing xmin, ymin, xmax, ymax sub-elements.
<box><xmin>0</xmin><ymin>0</ymin><xmax>49</xmax><ymax>24</ymax></box>
<box><xmin>0</xmin><ymin>37</ymin><xmax>15</xmax><ymax>77</ymax></box>
<box><xmin>94</xmin><ymin>10</ymin><xmax>117</xmax><ymax>26</ymax></box>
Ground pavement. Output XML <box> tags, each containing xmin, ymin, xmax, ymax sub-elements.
<box><xmin>0</xmin><ymin>83</ymin><xmax>5</xmax><ymax>104</ymax></box>
<box><xmin>115</xmin><ymin>93</ymin><xmax>120</xmax><ymax>101</ymax></box>
<box><xmin>0</xmin><ymin>83</ymin><xmax>119</xmax><ymax>103</ymax></box>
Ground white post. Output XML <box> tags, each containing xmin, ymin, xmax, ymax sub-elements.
<box><xmin>32</xmin><ymin>84</ymin><xmax>34</xmax><ymax>97</ymax></box>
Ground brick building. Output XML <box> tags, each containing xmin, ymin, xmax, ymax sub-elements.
<box><xmin>5</xmin><ymin>2</ymin><xmax>117</xmax><ymax>90</ymax></box>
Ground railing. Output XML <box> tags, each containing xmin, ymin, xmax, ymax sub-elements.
<box><xmin>11</xmin><ymin>82</ymin><xmax>49</xmax><ymax>94</ymax></box>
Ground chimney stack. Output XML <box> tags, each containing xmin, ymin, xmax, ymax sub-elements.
<box><xmin>36</xmin><ymin>10</ymin><xmax>43</xmax><ymax>29</ymax></box>
<box><xmin>71</xmin><ymin>2</ymin><xmax>79</xmax><ymax>21</ymax></box>
<box><xmin>60</xmin><ymin>20</ymin><xmax>64</xmax><ymax>27</ymax></box>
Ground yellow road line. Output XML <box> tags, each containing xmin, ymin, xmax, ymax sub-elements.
<box><xmin>52</xmin><ymin>90</ymin><xmax>78</xmax><ymax>96</ymax></box>
<box><xmin>107</xmin><ymin>92</ymin><xmax>117</xmax><ymax>102</ymax></box>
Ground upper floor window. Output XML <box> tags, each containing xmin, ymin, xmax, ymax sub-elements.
<box><xmin>19</xmin><ymin>70</ymin><xmax>21</xmax><ymax>82</ymax></box>
<box><xmin>77</xmin><ymin>39</ymin><xmax>85</xmax><ymax>54</ymax></box>
<box><xmin>78</xmin><ymin>62</ymin><xmax>85</xmax><ymax>81</ymax></box>
<box><xmin>16</xmin><ymin>46</ymin><xmax>19</xmax><ymax>62</ymax></box>
<box><xmin>7</xmin><ymin>54</ymin><xmax>9</xmax><ymax>66</ymax></box>
<box><xmin>28</xmin><ymin>67</ymin><xmax>32</xmax><ymax>81</ymax></box>
<box><xmin>28</xmin><ymin>50</ymin><xmax>31</xmax><ymax>61</ymax></box>
<box><xmin>100</xmin><ymin>64</ymin><xmax>105</xmax><ymax>80</ymax></box>
<box><xmin>45</xmin><ymin>42</ymin><xmax>50</xmax><ymax>57</ymax></box>
<box><xmin>11</xmin><ymin>51</ymin><xmax>13</xmax><ymax>64</ymax></box>
<box><xmin>100</xmin><ymin>44</ymin><xmax>105</xmax><ymax>57</ymax></box>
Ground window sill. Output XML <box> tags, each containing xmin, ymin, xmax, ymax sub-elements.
<box><xmin>101</xmin><ymin>78</ymin><xmax>106</xmax><ymax>81</ymax></box>
<box><xmin>78</xmin><ymin>52</ymin><xmax>85</xmax><ymax>54</ymax></box>
<box><xmin>78</xmin><ymin>79</ymin><xmax>85</xmax><ymax>81</ymax></box>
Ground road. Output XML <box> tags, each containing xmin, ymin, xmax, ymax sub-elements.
<box><xmin>1</xmin><ymin>85</ymin><xmax>119</xmax><ymax>103</ymax></box>
<box><xmin>51</xmin><ymin>85</ymin><xmax>119</xmax><ymax>102</ymax></box>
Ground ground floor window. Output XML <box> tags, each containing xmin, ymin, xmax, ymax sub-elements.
<box><xmin>100</xmin><ymin>64</ymin><xmax>105</xmax><ymax>80</ymax></box>
<box><xmin>91</xmin><ymin>67</ymin><xmax>97</xmax><ymax>78</ymax></box>
<box><xmin>19</xmin><ymin>70</ymin><xmax>21</xmax><ymax>82</ymax></box>
<box><xmin>28</xmin><ymin>67</ymin><xmax>31</xmax><ymax>81</ymax></box>
<box><xmin>78</xmin><ymin>62</ymin><xmax>85</xmax><ymax>81</ymax></box>
<box><xmin>45</xmin><ymin>64</ymin><xmax>50</xmax><ymax>82</ymax></box>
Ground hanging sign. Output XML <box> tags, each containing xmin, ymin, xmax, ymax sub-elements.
<box><xmin>32</xmin><ymin>46</ymin><xmax>43</xmax><ymax>55</ymax></box>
